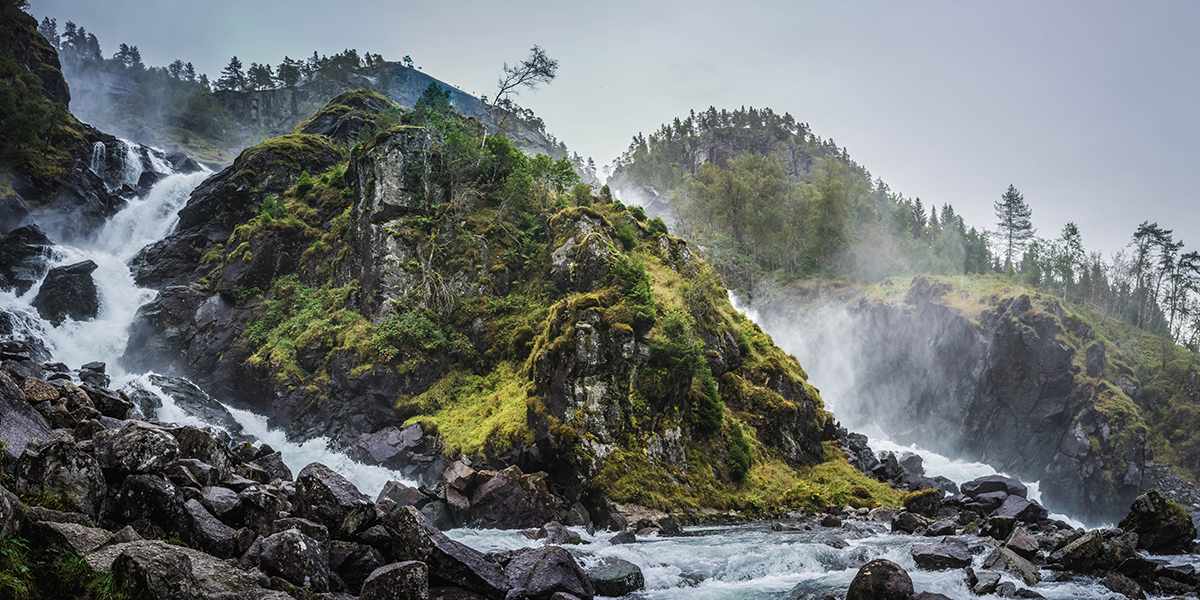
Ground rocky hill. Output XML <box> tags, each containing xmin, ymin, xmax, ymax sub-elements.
<box><xmin>123</xmin><ymin>88</ymin><xmax>901</xmax><ymax>523</ymax></box>
<box><xmin>750</xmin><ymin>274</ymin><xmax>1200</xmax><ymax>522</ymax></box>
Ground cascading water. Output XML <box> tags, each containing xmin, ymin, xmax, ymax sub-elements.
<box><xmin>118</xmin><ymin>139</ymin><xmax>145</xmax><ymax>187</ymax></box>
<box><xmin>0</xmin><ymin>159</ymin><xmax>415</xmax><ymax>499</ymax></box>
<box><xmin>89</xmin><ymin>141</ymin><xmax>106</xmax><ymax>175</ymax></box>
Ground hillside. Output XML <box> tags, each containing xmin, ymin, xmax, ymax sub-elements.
<box><xmin>124</xmin><ymin>89</ymin><xmax>903</xmax><ymax>520</ymax></box>
<box><xmin>753</xmin><ymin>273</ymin><xmax>1200</xmax><ymax>521</ymax></box>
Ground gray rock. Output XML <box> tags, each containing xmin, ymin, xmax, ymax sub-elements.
<box><xmin>180</xmin><ymin>498</ymin><xmax>238</xmax><ymax>557</ymax></box>
<box><xmin>32</xmin><ymin>520</ymin><xmax>113</xmax><ymax>554</ymax></box>
<box><xmin>505</xmin><ymin>546</ymin><xmax>595</xmax><ymax>600</ymax></box>
<box><xmin>982</xmin><ymin>546</ymin><xmax>1040</xmax><ymax>586</ymax></box>
<box><xmin>15</xmin><ymin>432</ymin><xmax>107</xmax><ymax>517</ymax></box>
<box><xmin>846</xmin><ymin>559</ymin><xmax>913</xmax><ymax>600</ymax></box>
<box><xmin>92</xmin><ymin>422</ymin><xmax>180</xmax><ymax>475</ymax></box>
<box><xmin>0</xmin><ymin>225</ymin><xmax>53</xmax><ymax>295</ymax></box>
<box><xmin>243</xmin><ymin>528</ymin><xmax>330</xmax><ymax>591</ymax></box>
<box><xmin>586</xmin><ymin>556</ymin><xmax>644</xmax><ymax>596</ymax></box>
<box><xmin>911</xmin><ymin>540</ymin><xmax>972</xmax><ymax>570</ymax></box>
<box><xmin>296</xmin><ymin>462</ymin><xmax>376</xmax><ymax>537</ymax></box>
<box><xmin>961</xmin><ymin>475</ymin><xmax>1027</xmax><ymax>498</ymax></box>
<box><xmin>379</xmin><ymin>505</ymin><xmax>510</xmax><ymax>598</ymax></box>
<box><xmin>360</xmin><ymin>561</ymin><xmax>430</xmax><ymax>600</ymax></box>
<box><xmin>32</xmin><ymin>260</ymin><xmax>100</xmax><ymax>325</ymax></box>
<box><xmin>378</xmin><ymin>479</ymin><xmax>427</xmax><ymax>507</ymax></box>
<box><xmin>330</xmin><ymin>540</ymin><xmax>386</xmax><ymax>594</ymax></box>
<box><xmin>199</xmin><ymin>486</ymin><xmax>241</xmax><ymax>520</ymax></box>
<box><xmin>1119</xmin><ymin>490</ymin><xmax>1197</xmax><ymax>554</ymax></box>
<box><xmin>994</xmin><ymin>495</ymin><xmax>1048</xmax><ymax>523</ymax></box>
<box><xmin>0</xmin><ymin>370</ymin><xmax>51</xmax><ymax>460</ymax></box>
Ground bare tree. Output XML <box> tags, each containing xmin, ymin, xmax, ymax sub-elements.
<box><xmin>493</xmin><ymin>45</ymin><xmax>558</xmax><ymax>105</ymax></box>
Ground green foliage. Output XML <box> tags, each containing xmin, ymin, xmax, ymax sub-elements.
<box><xmin>400</xmin><ymin>362</ymin><xmax>533</xmax><ymax>458</ymax></box>
<box><xmin>0</xmin><ymin>536</ymin><xmax>32</xmax><ymax>600</ymax></box>
<box><xmin>258</xmin><ymin>194</ymin><xmax>286</xmax><ymax>220</ymax></box>
<box><xmin>727</xmin><ymin>419</ymin><xmax>753</xmax><ymax>482</ymax></box>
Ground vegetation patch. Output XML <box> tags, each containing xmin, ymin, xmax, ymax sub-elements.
<box><xmin>400</xmin><ymin>362</ymin><xmax>534</xmax><ymax>458</ymax></box>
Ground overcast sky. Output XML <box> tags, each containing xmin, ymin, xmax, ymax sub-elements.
<box><xmin>31</xmin><ymin>0</ymin><xmax>1199</xmax><ymax>256</ymax></box>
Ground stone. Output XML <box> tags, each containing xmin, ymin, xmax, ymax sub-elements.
<box><xmin>15</xmin><ymin>432</ymin><xmax>107</xmax><ymax>517</ymax></box>
<box><xmin>969</xmin><ymin>569</ymin><xmax>1001</xmax><ymax>595</ymax></box>
<box><xmin>32</xmin><ymin>520</ymin><xmax>113</xmax><ymax>554</ymax></box>
<box><xmin>505</xmin><ymin>546</ymin><xmax>595</xmax><ymax>600</ymax></box>
<box><xmin>242</xmin><ymin>528</ymin><xmax>330</xmax><ymax>591</ymax></box>
<box><xmin>903</xmin><ymin>489</ymin><xmax>943</xmax><ymax>517</ymax></box>
<box><xmin>1118</xmin><ymin>490</ymin><xmax>1197</xmax><ymax>553</ymax></box>
<box><xmin>360</xmin><ymin>561</ymin><xmax>430</xmax><ymax>600</ymax></box>
<box><xmin>330</xmin><ymin>540</ymin><xmax>386</xmax><ymax>594</ymax></box>
<box><xmin>586</xmin><ymin>556</ymin><xmax>645</xmax><ymax>596</ymax></box>
<box><xmin>0</xmin><ymin>225</ymin><xmax>53</xmax><ymax>295</ymax></box>
<box><xmin>924</xmin><ymin>519</ymin><xmax>957</xmax><ymax>537</ymax></box>
<box><xmin>1005</xmin><ymin>527</ymin><xmax>1041</xmax><ymax>561</ymax></box>
<box><xmin>609</xmin><ymin>529</ymin><xmax>636</xmax><ymax>545</ymax></box>
<box><xmin>994</xmin><ymin>495</ymin><xmax>1048</xmax><ymax>523</ymax></box>
<box><xmin>0</xmin><ymin>371</ymin><xmax>51</xmax><ymax>460</ymax></box>
<box><xmin>199</xmin><ymin>486</ymin><xmax>241</xmax><ymax>521</ymax></box>
<box><xmin>110</xmin><ymin>543</ymin><xmax>201</xmax><ymax>600</ymax></box>
<box><xmin>31</xmin><ymin>260</ymin><xmax>100</xmax><ymax>325</ymax></box>
<box><xmin>891</xmin><ymin>511</ymin><xmax>930</xmax><ymax>534</ymax></box>
<box><xmin>1100</xmin><ymin>572</ymin><xmax>1145</xmax><ymax>599</ymax></box>
<box><xmin>961</xmin><ymin>475</ymin><xmax>1027</xmax><ymax>498</ymax></box>
<box><xmin>982</xmin><ymin>547</ymin><xmax>1040</xmax><ymax>586</ymax></box>
<box><xmin>911</xmin><ymin>540</ymin><xmax>972</xmax><ymax>570</ymax></box>
<box><xmin>180</xmin><ymin>498</ymin><xmax>238</xmax><ymax>557</ymax></box>
<box><xmin>378</xmin><ymin>480</ymin><xmax>427</xmax><ymax>507</ymax></box>
<box><xmin>296</xmin><ymin>462</ymin><xmax>376</xmax><ymax>537</ymax></box>
<box><xmin>846</xmin><ymin>559</ymin><xmax>913</xmax><ymax>600</ymax></box>
<box><xmin>981</xmin><ymin>515</ymin><xmax>1017</xmax><ymax>541</ymax></box>
<box><xmin>249</xmin><ymin>451</ymin><xmax>293</xmax><ymax>482</ymax></box>
<box><xmin>379</xmin><ymin>505</ymin><xmax>510</xmax><ymax>598</ymax></box>
<box><xmin>92</xmin><ymin>422</ymin><xmax>180</xmax><ymax>475</ymax></box>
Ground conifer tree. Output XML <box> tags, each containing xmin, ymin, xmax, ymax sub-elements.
<box><xmin>994</xmin><ymin>184</ymin><xmax>1035</xmax><ymax>272</ymax></box>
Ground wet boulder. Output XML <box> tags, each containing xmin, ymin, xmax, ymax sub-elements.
<box><xmin>961</xmin><ymin>475</ymin><xmax>1027</xmax><ymax>498</ymax></box>
<box><xmin>330</xmin><ymin>540</ymin><xmax>387</xmax><ymax>594</ymax></box>
<box><xmin>525</xmin><ymin>521</ymin><xmax>583</xmax><ymax>546</ymax></box>
<box><xmin>0</xmin><ymin>224</ymin><xmax>53</xmax><ymax>295</ymax></box>
<box><xmin>179</xmin><ymin>498</ymin><xmax>238</xmax><ymax>557</ymax></box>
<box><xmin>295</xmin><ymin>462</ymin><xmax>376</xmax><ymax>537</ymax></box>
<box><xmin>911</xmin><ymin>540</ymin><xmax>972</xmax><ymax>570</ymax></box>
<box><xmin>1101</xmin><ymin>572</ymin><xmax>1145</xmax><ymax>599</ymax></box>
<box><xmin>891</xmin><ymin>511</ymin><xmax>930</xmax><ymax>534</ymax></box>
<box><xmin>360</xmin><ymin>560</ymin><xmax>430</xmax><ymax>600</ymax></box>
<box><xmin>994</xmin><ymin>495</ymin><xmax>1048</xmax><ymax>523</ymax></box>
<box><xmin>902</xmin><ymin>489</ymin><xmax>943</xmax><ymax>517</ymax></box>
<box><xmin>378</xmin><ymin>505</ymin><xmax>510</xmax><ymax>598</ymax></box>
<box><xmin>982</xmin><ymin>546</ymin><xmax>1040</xmax><ymax>586</ymax></box>
<box><xmin>455</xmin><ymin>465</ymin><xmax>561</xmax><ymax>529</ymax></box>
<box><xmin>110</xmin><ymin>474</ymin><xmax>179</xmax><ymax>534</ymax></box>
<box><xmin>505</xmin><ymin>546</ymin><xmax>595</xmax><ymax>600</ymax></box>
<box><xmin>31</xmin><ymin>260</ymin><xmax>100</xmax><ymax>325</ymax></box>
<box><xmin>242</xmin><ymin>528</ymin><xmax>330</xmax><ymax>591</ymax></box>
<box><xmin>586</xmin><ymin>556</ymin><xmax>644</xmax><ymax>596</ymax></box>
<box><xmin>0</xmin><ymin>370</ymin><xmax>51</xmax><ymax>460</ymax></box>
<box><xmin>146</xmin><ymin>375</ymin><xmax>244</xmax><ymax>434</ymax></box>
<box><xmin>1118</xmin><ymin>490</ymin><xmax>1197</xmax><ymax>554</ymax></box>
<box><xmin>377</xmin><ymin>479</ymin><xmax>427</xmax><ymax>507</ymax></box>
<box><xmin>846</xmin><ymin>559</ymin><xmax>913</xmax><ymax>600</ymax></box>
<box><xmin>110</xmin><ymin>542</ymin><xmax>202</xmax><ymax>599</ymax></box>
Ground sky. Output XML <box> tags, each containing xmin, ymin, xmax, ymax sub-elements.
<box><xmin>30</xmin><ymin>0</ymin><xmax>1200</xmax><ymax>257</ymax></box>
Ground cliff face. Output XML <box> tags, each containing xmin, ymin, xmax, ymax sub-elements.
<box><xmin>759</xmin><ymin>276</ymin><xmax>1152</xmax><ymax>522</ymax></box>
<box><xmin>124</xmin><ymin>92</ymin><xmax>892</xmax><ymax>522</ymax></box>
<box><xmin>0</xmin><ymin>4</ymin><xmax>194</xmax><ymax>237</ymax></box>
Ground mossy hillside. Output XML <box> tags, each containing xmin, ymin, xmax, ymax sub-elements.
<box><xmin>215</xmin><ymin>94</ymin><xmax>867</xmax><ymax>512</ymax></box>
<box><xmin>865</xmin><ymin>274</ymin><xmax>1200</xmax><ymax>482</ymax></box>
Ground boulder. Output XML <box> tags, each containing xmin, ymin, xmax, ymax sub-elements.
<box><xmin>527</xmin><ymin>521</ymin><xmax>583</xmax><ymax>545</ymax></box>
<box><xmin>92</xmin><ymin>422</ymin><xmax>180</xmax><ymax>475</ymax></box>
<box><xmin>110</xmin><ymin>542</ymin><xmax>202</xmax><ymax>600</ymax></box>
<box><xmin>462</xmin><ymin>466</ymin><xmax>560</xmax><ymax>529</ymax></box>
<box><xmin>0</xmin><ymin>224</ymin><xmax>53</xmax><ymax>295</ymax></box>
<box><xmin>505</xmin><ymin>546</ymin><xmax>595</xmax><ymax>600</ymax></box>
<box><xmin>32</xmin><ymin>520</ymin><xmax>113</xmax><ymax>554</ymax></box>
<box><xmin>1101</xmin><ymin>572</ymin><xmax>1145</xmax><ymax>599</ymax></box>
<box><xmin>982</xmin><ymin>547</ymin><xmax>1040</xmax><ymax>586</ymax></box>
<box><xmin>360</xmin><ymin>561</ymin><xmax>430</xmax><ymax>600</ymax></box>
<box><xmin>994</xmin><ymin>495</ymin><xmax>1048</xmax><ymax>523</ymax></box>
<box><xmin>249</xmin><ymin>451</ymin><xmax>293</xmax><ymax>482</ymax></box>
<box><xmin>295</xmin><ymin>462</ymin><xmax>376</xmax><ymax>537</ymax></box>
<box><xmin>961</xmin><ymin>475</ymin><xmax>1027</xmax><ymax>498</ymax></box>
<box><xmin>609</xmin><ymin>529</ymin><xmax>637</xmax><ymax>545</ymax></box>
<box><xmin>15</xmin><ymin>432</ymin><xmax>107</xmax><ymax>517</ymax></box>
<box><xmin>0</xmin><ymin>370</ymin><xmax>51</xmax><ymax>460</ymax></box>
<box><xmin>981</xmin><ymin>515</ymin><xmax>1017</xmax><ymax>541</ymax></box>
<box><xmin>378</xmin><ymin>480</ymin><xmax>427</xmax><ymax>507</ymax></box>
<box><xmin>846</xmin><ymin>559</ymin><xmax>913</xmax><ymax>600</ymax></box>
<box><xmin>903</xmin><ymin>489</ymin><xmax>943</xmax><ymax>517</ymax></box>
<box><xmin>242</xmin><ymin>528</ymin><xmax>330</xmax><ymax>591</ymax></box>
<box><xmin>967</xmin><ymin>568</ymin><xmax>1001</xmax><ymax>595</ymax></box>
<box><xmin>0</xmin><ymin>484</ymin><xmax>20</xmax><ymax>537</ymax></box>
<box><xmin>330</xmin><ymin>540</ymin><xmax>386</xmax><ymax>594</ymax></box>
<box><xmin>379</xmin><ymin>505</ymin><xmax>510</xmax><ymax>598</ymax></box>
<box><xmin>1004</xmin><ymin>527</ymin><xmax>1041</xmax><ymax>561</ymax></box>
<box><xmin>924</xmin><ymin>519</ymin><xmax>957</xmax><ymax>537</ymax></box>
<box><xmin>1118</xmin><ymin>490</ymin><xmax>1197</xmax><ymax>553</ymax></box>
<box><xmin>911</xmin><ymin>540</ymin><xmax>972</xmax><ymax>570</ymax></box>
<box><xmin>110</xmin><ymin>474</ymin><xmax>179</xmax><ymax>532</ymax></box>
<box><xmin>180</xmin><ymin>498</ymin><xmax>238</xmax><ymax>557</ymax></box>
<box><xmin>31</xmin><ymin>260</ymin><xmax>100</xmax><ymax>325</ymax></box>
<box><xmin>891</xmin><ymin>511</ymin><xmax>930</xmax><ymax>534</ymax></box>
<box><xmin>199</xmin><ymin>486</ymin><xmax>241</xmax><ymax>521</ymax></box>
<box><xmin>585</xmin><ymin>556</ymin><xmax>644</xmax><ymax>596</ymax></box>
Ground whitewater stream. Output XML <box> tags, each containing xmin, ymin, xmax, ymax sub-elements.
<box><xmin>0</xmin><ymin>153</ymin><xmax>1185</xmax><ymax>599</ymax></box>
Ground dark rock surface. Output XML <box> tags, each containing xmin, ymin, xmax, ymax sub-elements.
<box><xmin>846</xmin><ymin>559</ymin><xmax>913</xmax><ymax>600</ymax></box>
<box><xmin>31</xmin><ymin>260</ymin><xmax>99</xmax><ymax>325</ymax></box>
<box><xmin>0</xmin><ymin>225</ymin><xmax>53</xmax><ymax>295</ymax></box>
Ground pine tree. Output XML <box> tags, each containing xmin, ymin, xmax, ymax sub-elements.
<box><xmin>215</xmin><ymin>56</ymin><xmax>246</xmax><ymax>91</ymax></box>
<box><xmin>994</xmin><ymin>184</ymin><xmax>1035</xmax><ymax>272</ymax></box>
<box><xmin>38</xmin><ymin>16</ymin><xmax>59</xmax><ymax>49</ymax></box>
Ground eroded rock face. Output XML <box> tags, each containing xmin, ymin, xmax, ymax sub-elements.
<box><xmin>0</xmin><ymin>225</ymin><xmax>53</xmax><ymax>295</ymax></box>
<box><xmin>1118</xmin><ymin>490</ymin><xmax>1197</xmax><ymax>554</ymax></box>
<box><xmin>32</xmin><ymin>260</ymin><xmax>100</xmax><ymax>325</ymax></box>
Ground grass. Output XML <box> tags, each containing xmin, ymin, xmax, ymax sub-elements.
<box><xmin>400</xmin><ymin>362</ymin><xmax>533</xmax><ymax>458</ymax></box>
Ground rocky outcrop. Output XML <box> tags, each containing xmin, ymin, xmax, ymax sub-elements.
<box><xmin>1118</xmin><ymin>490</ymin><xmax>1196</xmax><ymax>553</ymax></box>
<box><xmin>31</xmin><ymin>260</ymin><xmax>100</xmax><ymax>324</ymax></box>
<box><xmin>767</xmin><ymin>277</ymin><xmax>1151</xmax><ymax>522</ymax></box>
<box><xmin>0</xmin><ymin>225</ymin><xmax>54</xmax><ymax>294</ymax></box>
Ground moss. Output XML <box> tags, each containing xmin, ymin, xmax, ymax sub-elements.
<box><xmin>401</xmin><ymin>362</ymin><xmax>534</xmax><ymax>458</ymax></box>
<box><xmin>594</xmin><ymin>440</ymin><xmax>904</xmax><ymax>516</ymax></box>
<box><xmin>0</xmin><ymin>536</ymin><xmax>33</xmax><ymax>600</ymax></box>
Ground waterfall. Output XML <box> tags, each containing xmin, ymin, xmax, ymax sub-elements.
<box><xmin>118</xmin><ymin>139</ymin><xmax>145</xmax><ymax>187</ymax></box>
<box><xmin>89</xmin><ymin>141</ymin><xmax>106</xmax><ymax>175</ymax></box>
<box><xmin>0</xmin><ymin>159</ymin><xmax>416</xmax><ymax>497</ymax></box>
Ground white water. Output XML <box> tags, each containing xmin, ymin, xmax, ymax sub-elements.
<box><xmin>89</xmin><ymin>141</ymin><xmax>106</xmax><ymax>175</ymax></box>
<box><xmin>119</xmin><ymin>139</ymin><xmax>144</xmax><ymax>187</ymax></box>
<box><xmin>0</xmin><ymin>160</ymin><xmax>415</xmax><ymax>498</ymax></box>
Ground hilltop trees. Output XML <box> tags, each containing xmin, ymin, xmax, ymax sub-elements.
<box><xmin>215</xmin><ymin>56</ymin><xmax>246</xmax><ymax>91</ymax></box>
<box><xmin>994</xmin><ymin>184</ymin><xmax>1035</xmax><ymax>272</ymax></box>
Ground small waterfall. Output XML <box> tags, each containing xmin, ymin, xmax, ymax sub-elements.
<box><xmin>119</xmin><ymin>139</ymin><xmax>145</xmax><ymax>187</ymax></box>
<box><xmin>89</xmin><ymin>141</ymin><xmax>106</xmax><ymax>175</ymax></box>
